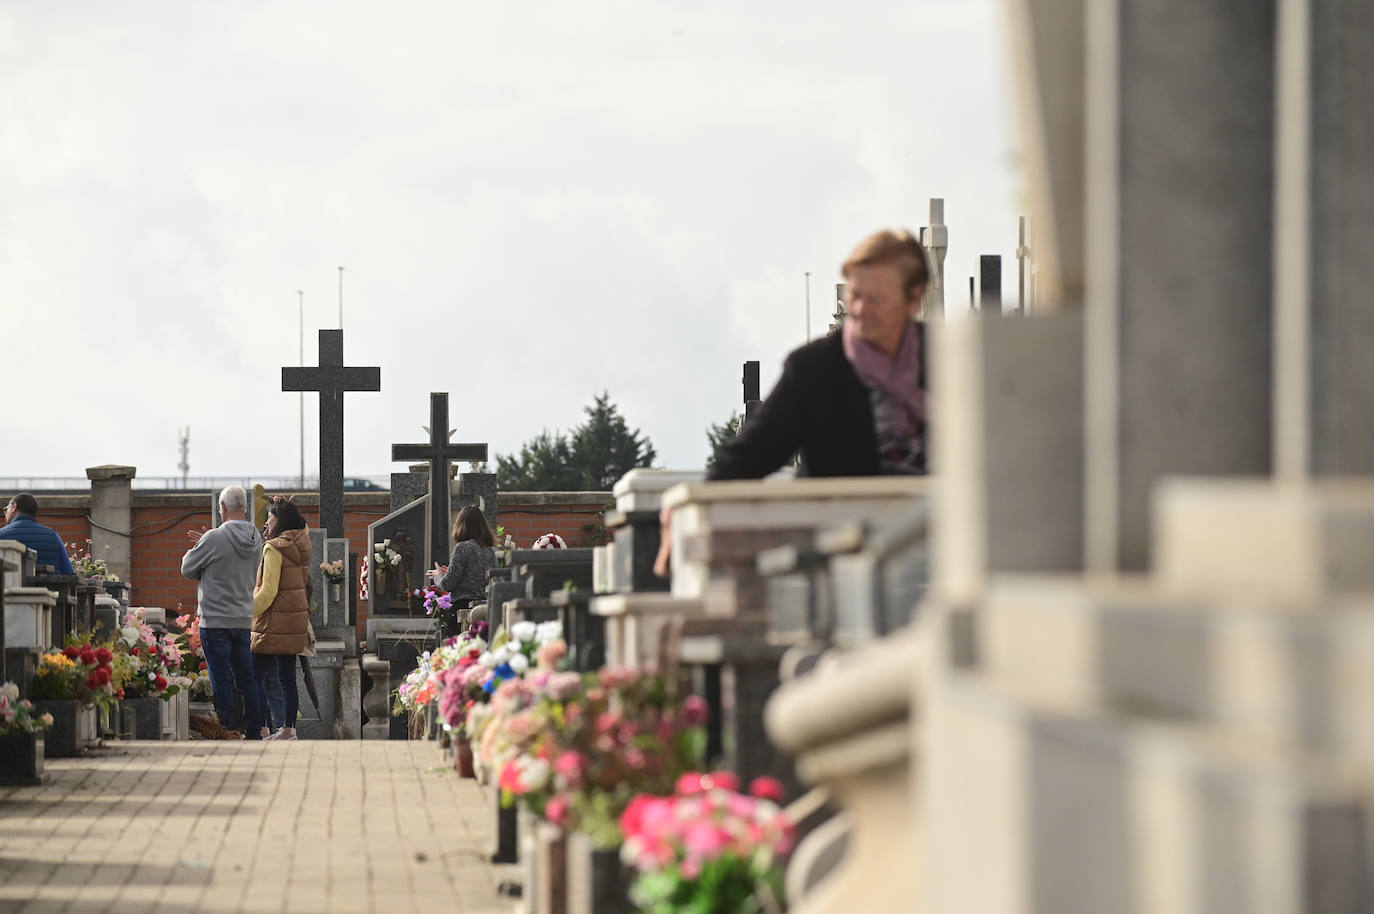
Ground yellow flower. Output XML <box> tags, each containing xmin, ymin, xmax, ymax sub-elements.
<box><xmin>38</xmin><ymin>652</ymin><xmax>76</xmax><ymax>674</ymax></box>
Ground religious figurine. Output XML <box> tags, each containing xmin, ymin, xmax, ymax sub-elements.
<box><xmin>252</xmin><ymin>484</ymin><xmax>271</xmax><ymax>530</ymax></box>
<box><xmin>388</xmin><ymin>529</ymin><xmax>417</xmax><ymax>603</ymax></box>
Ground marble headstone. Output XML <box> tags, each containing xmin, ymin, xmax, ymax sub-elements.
<box><xmin>366</xmin><ymin>497</ymin><xmax>428</xmax><ymax>614</ymax></box>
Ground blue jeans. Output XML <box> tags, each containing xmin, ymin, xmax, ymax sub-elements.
<box><xmin>200</xmin><ymin>627</ymin><xmax>262</xmax><ymax>731</ymax></box>
<box><xmin>253</xmin><ymin>653</ymin><xmax>298</xmax><ymax>730</ymax></box>
<box><xmin>257</xmin><ymin>666</ymin><xmax>286</xmax><ymax>729</ymax></box>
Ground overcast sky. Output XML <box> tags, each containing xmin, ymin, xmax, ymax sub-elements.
<box><xmin>0</xmin><ymin>1</ymin><xmax>1020</xmax><ymax>484</ymax></box>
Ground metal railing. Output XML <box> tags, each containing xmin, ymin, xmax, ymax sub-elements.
<box><xmin>0</xmin><ymin>475</ymin><xmax>393</xmax><ymax>493</ymax></box>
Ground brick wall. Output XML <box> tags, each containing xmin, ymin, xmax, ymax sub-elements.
<box><xmin>13</xmin><ymin>490</ymin><xmax>608</xmax><ymax>644</ymax></box>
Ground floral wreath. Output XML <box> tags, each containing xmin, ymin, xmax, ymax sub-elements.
<box><xmin>533</xmin><ymin>533</ymin><xmax>567</xmax><ymax>550</ymax></box>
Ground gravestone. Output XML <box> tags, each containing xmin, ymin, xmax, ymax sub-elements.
<box><xmin>390</xmin><ymin>466</ymin><xmax>430</xmax><ymax>512</ymax></box>
<box><xmin>281</xmin><ymin>328</ymin><xmax>381</xmax><ymax>538</ymax></box>
<box><xmin>366</xmin><ymin>500</ymin><xmax>428</xmax><ymax>615</ymax></box>
<box><xmin>978</xmin><ymin>254</ymin><xmax>1002</xmax><ymax>314</ymax></box>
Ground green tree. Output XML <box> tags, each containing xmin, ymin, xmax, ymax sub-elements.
<box><xmin>496</xmin><ymin>393</ymin><xmax>657</xmax><ymax>491</ymax></box>
<box><xmin>571</xmin><ymin>392</ymin><xmax>657</xmax><ymax>490</ymax></box>
<box><xmin>496</xmin><ymin>430</ymin><xmax>583</xmax><ymax>490</ymax></box>
<box><xmin>705</xmin><ymin>411</ymin><xmax>741</xmax><ymax>473</ymax></box>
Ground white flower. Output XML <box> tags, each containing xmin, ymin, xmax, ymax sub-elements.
<box><xmin>0</xmin><ymin>683</ymin><xmax>17</xmax><ymax>703</ymax></box>
<box><xmin>510</xmin><ymin>621</ymin><xmax>536</xmax><ymax>643</ymax></box>
<box><xmin>536</xmin><ymin>621</ymin><xmax>562</xmax><ymax>645</ymax></box>
<box><xmin>390</xmin><ymin>554</ymin><xmax>401</xmax><ymax>566</ymax></box>
<box><xmin>148</xmin><ymin>672</ymin><xmax>157</xmax><ymax>681</ymax></box>
<box><xmin>479</xmin><ymin>652</ymin><xmax>498</xmax><ymax>669</ymax></box>
<box><xmin>508</xmin><ymin>653</ymin><xmax>529</xmax><ymax>674</ymax></box>
<box><xmin>382</xmin><ymin>539</ymin><xmax>391</xmax><ymax>548</ymax></box>
<box><xmin>120</xmin><ymin>626</ymin><xmax>140</xmax><ymax>646</ymax></box>
<box><xmin>518</xmin><ymin>757</ymin><xmax>551</xmax><ymax>791</ymax></box>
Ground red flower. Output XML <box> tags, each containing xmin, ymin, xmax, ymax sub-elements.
<box><xmin>198</xmin><ymin>662</ymin><xmax>207</xmax><ymax>672</ymax></box>
<box><xmin>79</xmin><ymin>648</ymin><xmax>97</xmax><ymax>667</ymax></box>
<box><xmin>63</xmin><ymin>645</ymin><xmax>82</xmax><ymax>660</ymax></box>
<box><xmin>748</xmin><ymin>776</ymin><xmax>785</xmax><ymax>803</ymax></box>
<box><xmin>86</xmin><ymin>672</ymin><xmax>100</xmax><ymax>690</ymax></box>
<box><xmin>116</xmin><ymin>688</ymin><xmax>125</xmax><ymax>699</ymax></box>
<box><xmin>154</xmin><ymin>676</ymin><xmax>167</xmax><ymax>692</ymax></box>
<box><xmin>93</xmin><ymin>667</ymin><xmax>111</xmax><ymax>686</ymax></box>
<box><xmin>94</xmin><ymin>647</ymin><xmax>113</xmax><ymax>664</ymax></box>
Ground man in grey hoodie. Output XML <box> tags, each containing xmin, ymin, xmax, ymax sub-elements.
<box><xmin>182</xmin><ymin>485</ymin><xmax>264</xmax><ymax>738</ymax></box>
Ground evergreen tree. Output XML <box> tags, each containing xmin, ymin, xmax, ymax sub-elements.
<box><xmin>495</xmin><ymin>430</ymin><xmax>583</xmax><ymax>490</ymax></box>
<box><xmin>570</xmin><ymin>392</ymin><xmax>657</xmax><ymax>490</ymax></box>
<box><xmin>705</xmin><ymin>410</ymin><xmax>741</xmax><ymax>472</ymax></box>
<box><xmin>496</xmin><ymin>393</ymin><xmax>657</xmax><ymax>491</ymax></box>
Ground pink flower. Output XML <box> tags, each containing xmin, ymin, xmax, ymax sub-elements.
<box><xmin>544</xmin><ymin>794</ymin><xmax>570</xmax><ymax>827</ymax></box>
<box><xmin>675</xmin><ymin>772</ymin><xmax>707</xmax><ymax>795</ymax></box>
<box><xmin>554</xmin><ymin>751</ymin><xmax>586</xmax><ymax>787</ymax></box>
<box><xmin>682</xmin><ymin>694</ymin><xmax>709</xmax><ymax>726</ymax></box>
<box><xmin>683</xmin><ymin>823</ymin><xmax>732</xmax><ymax>860</ymax></box>
<box><xmin>748</xmin><ymin>776</ymin><xmax>785</xmax><ymax>804</ymax></box>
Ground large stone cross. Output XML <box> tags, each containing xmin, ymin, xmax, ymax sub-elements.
<box><xmin>391</xmin><ymin>392</ymin><xmax>488</xmax><ymax>568</ymax></box>
<box><xmin>282</xmin><ymin>329</ymin><xmax>381</xmax><ymax>537</ymax></box>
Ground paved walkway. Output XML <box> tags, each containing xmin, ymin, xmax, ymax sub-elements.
<box><xmin>0</xmin><ymin>741</ymin><xmax>511</xmax><ymax>914</ymax></box>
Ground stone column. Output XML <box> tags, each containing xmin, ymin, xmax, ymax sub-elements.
<box><xmin>1273</xmin><ymin>0</ymin><xmax>1374</xmax><ymax>478</ymax></box>
<box><xmin>1084</xmin><ymin>0</ymin><xmax>1277</xmax><ymax>572</ymax></box>
<box><xmin>1003</xmin><ymin>0</ymin><xmax>1087</xmax><ymax>308</ymax></box>
<box><xmin>86</xmin><ymin>465</ymin><xmax>135</xmax><ymax>584</ymax></box>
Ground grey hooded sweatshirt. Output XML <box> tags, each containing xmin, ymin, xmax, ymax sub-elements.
<box><xmin>181</xmin><ymin>520</ymin><xmax>264</xmax><ymax>629</ymax></box>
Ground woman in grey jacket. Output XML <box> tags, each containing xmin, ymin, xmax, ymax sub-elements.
<box><xmin>431</xmin><ymin>506</ymin><xmax>497</xmax><ymax>607</ymax></box>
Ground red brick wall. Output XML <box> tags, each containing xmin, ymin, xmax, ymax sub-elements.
<box><xmin>14</xmin><ymin>491</ymin><xmax>608</xmax><ymax>644</ymax></box>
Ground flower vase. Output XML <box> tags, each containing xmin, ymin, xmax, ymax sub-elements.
<box><xmin>536</xmin><ymin>822</ymin><xmax>568</xmax><ymax>914</ymax></box>
<box><xmin>0</xmin><ymin>730</ymin><xmax>47</xmax><ymax>786</ymax></box>
<box><xmin>565</xmin><ymin>831</ymin><xmax>632</xmax><ymax>914</ymax></box>
<box><xmin>32</xmin><ymin>699</ymin><xmax>78</xmax><ymax>758</ymax></box>
<box><xmin>454</xmin><ymin>736</ymin><xmax>476</xmax><ymax>778</ymax></box>
<box><xmin>78</xmin><ymin>703</ymin><xmax>99</xmax><ymax>749</ymax></box>
<box><xmin>120</xmin><ymin>697</ymin><xmax>163</xmax><ymax>740</ymax></box>
<box><xmin>330</xmin><ymin>581</ymin><xmax>342</xmax><ymax>603</ymax></box>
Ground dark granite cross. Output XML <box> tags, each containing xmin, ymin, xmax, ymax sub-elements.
<box><xmin>282</xmin><ymin>329</ymin><xmax>381</xmax><ymax>538</ymax></box>
<box><xmin>390</xmin><ymin>392</ymin><xmax>488</xmax><ymax>569</ymax></box>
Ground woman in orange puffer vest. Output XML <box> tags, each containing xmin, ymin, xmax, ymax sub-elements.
<box><xmin>250</xmin><ymin>499</ymin><xmax>312</xmax><ymax>740</ymax></box>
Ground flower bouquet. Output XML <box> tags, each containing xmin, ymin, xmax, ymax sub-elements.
<box><xmin>116</xmin><ymin>609</ymin><xmax>190</xmax><ymax>699</ymax></box>
<box><xmin>412</xmin><ymin>584</ymin><xmax>456</xmax><ymax>633</ymax></box>
<box><xmin>173</xmin><ymin>610</ymin><xmax>212</xmax><ymax>703</ymax></box>
<box><xmin>0</xmin><ymin>682</ymin><xmax>53</xmax><ymax>784</ymax></box>
<box><xmin>620</xmin><ymin>772</ymin><xmax>794</xmax><ymax>914</ymax></box>
<box><xmin>493</xmin><ymin>524</ymin><xmax>516</xmax><ymax>567</ymax></box>
<box><xmin>66</xmin><ymin>538</ymin><xmax>120</xmax><ymax>582</ymax></box>
<box><xmin>533</xmin><ymin>532</ymin><xmax>568</xmax><ymax>550</ymax></box>
<box><xmin>319</xmin><ymin>559</ymin><xmax>345</xmax><ymax>585</ymax></box>
<box><xmin>34</xmin><ymin>640</ymin><xmax>119</xmax><ymax>713</ymax></box>
<box><xmin>531</xmin><ymin>669</ymin><xmax>708</xmax><ymax>847</ymax></box>
<box><xmin>0</xmin><ymin>683</ymin><xmax>53</xmax><ymax>735</ymax></box>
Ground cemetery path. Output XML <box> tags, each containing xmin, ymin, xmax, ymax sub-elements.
<box><xmin>0</xmin><ymin>741</ymin><xmax>509</xmax><ymax>914</ymax></box>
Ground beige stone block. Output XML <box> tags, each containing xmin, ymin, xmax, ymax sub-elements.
<box><xmin>1155</xmin><ymin>478</ymin><xmax>1374</xmax><ymax>606</ymax></box>
<box><xmin>984</xmin><ymin>575</ymin><xmax>1374</xmax><ymax>760</ymax></box>
<box><xmin>924</xmin><ymin>672</ymin><xmax>1370</xmax><ymax>914</ymax></box>
<box><xmin>930</xmin><ymin>314</ymin><xmax>1084</xmax><ymax>604</ymax></box>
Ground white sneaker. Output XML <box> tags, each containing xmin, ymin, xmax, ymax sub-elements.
<box><xmin>265</xmin><ymin>727</ymin><xmax>297</xmax><ymax>741</ymax></box>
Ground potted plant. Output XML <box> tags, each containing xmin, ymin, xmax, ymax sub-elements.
<box><xmin>114</xmin><ymin>608</ymin><xmax>190</xmax><ymax>739</ymax></box>
<box><xmin>619</xmin><ymin>772</ymin><xmax>793</xmax><ymax>914</ymax></box>
<box><xmin>0</xmin><ymin>682</ymin><xmax>54</xmax><ymax>786</ymax></box>
<box><xmin>320</xmin><ymin>559</ymin><xmax>346</xmax><ymax>604</ymax></box>
<box><xmin>31</xmin><ymin>638</ymin><xmax>118</xmax><ymax>757</ymax></box>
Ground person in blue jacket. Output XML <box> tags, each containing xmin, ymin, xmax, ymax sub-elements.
<box><xmin>0</xmin><ymin>493</ymin><xmax>75</xmax><ymax>574</ymax></box>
